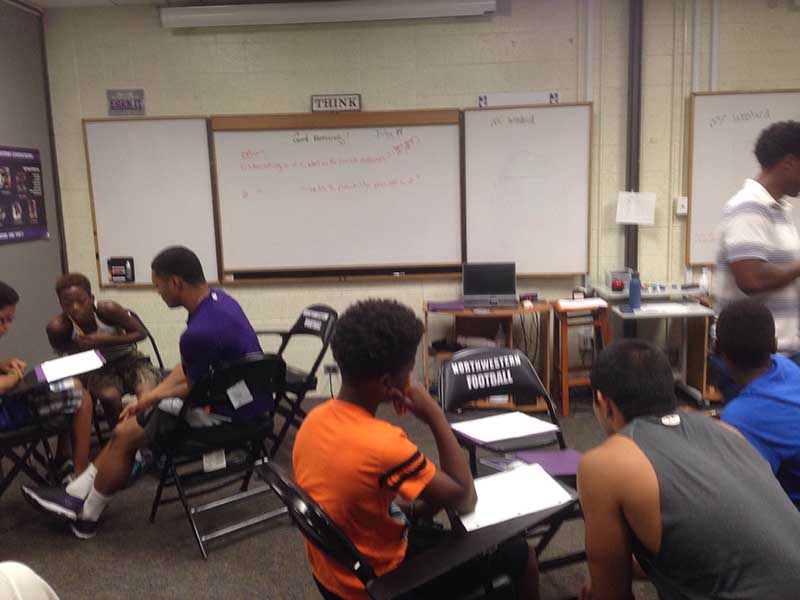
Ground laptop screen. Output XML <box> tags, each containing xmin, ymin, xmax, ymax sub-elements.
<box><xmin>463</xmin><ymin>262</ymin><xmax>517</xmax><ymax>298</ymax></box>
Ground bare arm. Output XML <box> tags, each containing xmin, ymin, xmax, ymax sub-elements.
<box><xmin>397</xmin><ymin>383</ymin><xmax>477</xmax><ymax>515</ymax></box>
<box><xmin>46</xmin><ymin>315</ymin><xmax>77</xmax><ymax>354</ymax></box>
<box><xmin>578</xmin><ymin>449</ymin><xmax>636</xmax><ymax>600</ymax></box>
<box><xmin>78</xmin><ymin>301</ymin><xmax>147</xmax><ymax>349</ymax></box>
<box><xmin>119</xmin><ymin>363</ymin><xmax>188</xmax><ymax>421</ymax></box>
<box><xmin>730</xmin><ymin>259</ymin><xmax>800</xmax><ymax>295</ymax></box>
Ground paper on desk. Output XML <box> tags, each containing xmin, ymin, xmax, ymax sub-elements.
<box><xmin>636</xmin><ymin>302</ymin><xmax>692</xmax><ymax>314</ymax></box>
<box><xmin>616</xmin><ymin>191</ymin><xmax>656</xmax><ymax>225</ymax></box>
<box><xmin>40</xmin><ymin>350</ymin><xmax>105</xmax><ymax>383</ymax></box>
<box><xmin>451</xmin><ymin>411</ymin><xmax>558</xmax><ymax>443</ymax></box>
<box><xmin>556</xmin><ymin>298</ymin><xmax>608</xmax><ymax>311</ymax></box>
<box><xmin>459</xmin><ymin>464</ymin><xmax>573</xmax><ymax>532</ymax></box>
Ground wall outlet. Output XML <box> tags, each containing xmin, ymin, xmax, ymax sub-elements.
<box><xmin>323</xmin><ymin>364</ymin><xmax>339</xmax><ymax>375</ymax></box>
<box><xmin>579</xmin><ymin>332</ymin><xmax>594</xmax><ymax>352</ymax></box>
<box><xmin>675</xmin><ymin>196</ymin><xmax>688</xmax><ymax>216</ymax></box>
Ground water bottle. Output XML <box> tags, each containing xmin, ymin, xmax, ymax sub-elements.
<box><xmin>629</xmin><ymin>272</ymin><xmax>642</xmax><ymax>310</ymax></box>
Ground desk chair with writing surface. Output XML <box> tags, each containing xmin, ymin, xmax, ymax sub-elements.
<box><xmin>0</xmin><ymin>419</ymin><xmax>65</xmax><ymax>499</ymax></box>
<box><xmin>148</xmin><ymin>352</ymin><xmax>288</xmax><ymax>559</ymax></box>
<box><xmin>256</xmin><ymin>460</ymin><xmax>515</xmax><ymax>600</ymax></box>
<box><xmin>439</xmin><ymin>347</ymin><xmax>585</xmax><ymax>572</ymax></box>
<box><xmin>256</xmin><ymin>304</ymin><xmax>337</xmax><ymax>456</ymax></box>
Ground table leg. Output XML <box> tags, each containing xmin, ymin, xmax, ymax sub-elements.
<box><xmin>560</xmin><ymin>313</ymin><xmax>570</xmax><ymax>417</ymax></box>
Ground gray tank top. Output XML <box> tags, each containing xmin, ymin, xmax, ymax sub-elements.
<box><xmin>620</xmin><ymin>411</ymin><xmax>800</xmax><ymax>600</ymax></box>
<box><xmin>70</xmin><ymin>310</ymin><xmax>134</xmax><ymax>362</ymax></box>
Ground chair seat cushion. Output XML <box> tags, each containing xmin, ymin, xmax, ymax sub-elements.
<box><xmin>177</xmin><ymin>415</ymin><xmax>275</xmax><ymax>453</ymax></box>
<box><xmin>513</xmin><ymin>448</ymin><xmax>582</xmax><ymax>477</ymax></box>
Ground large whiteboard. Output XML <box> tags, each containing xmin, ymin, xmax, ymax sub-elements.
<box><xmin>688</xmin><ymin>90</ymin><xmax>800</xmax><ymax>265</ymax></box>
<box><xmin>464</xmin><ymin>104</ymin><xmax>591</xmax><ymax>274</ymax></box>
<box><xmin>213</xmin><ymin>122</ymin><xmax>461</xmax><ymax>273</ymax></box>
<box><xmin>84</xmin><ymin>118</ymin><xmax>218</xmax><ymax>285</ymax></box>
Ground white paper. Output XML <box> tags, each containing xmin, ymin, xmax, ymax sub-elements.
<box><xmin>203</xmin><ymin>449</ymin><xmax>227</xmax><ymax>473</ymax></box>
<box><xmin>459</xmin><ymin>464</ymin><xmax>573</xmax><ymax>531</ymax></box>
<box><xmin>451</xmin><ymin>411</ymin><xmax>559</xmax><ymax>443</ymax></box>
<box><xmin>556</xmin><ymin>298</ymin><xmax>608</xmax><ymax>311</ymax></box>
<box><xmin>227</xmin><ymin>379</ymin><xmax>254</xmax><ymax>409</ymax></box>
<box><xmin>40</xmin><ymin>350</ymin><xmax>104</xmax><ymax>383</ymax></box>
<box><xmin>616</xmin><ymin>191</ymin><xmax>656</xmax><ymax>225</ymax></box>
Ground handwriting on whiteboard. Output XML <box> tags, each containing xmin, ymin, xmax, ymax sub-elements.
<box><xmin>490</xmin><ymin>114</ymin><xmax>536</xmax><ymax>128</ymax></box>
<box><xmin>708</xmin><ymin>108</ymin><xmax>771</xmax><ymax>129</ymax></box>
<box><xmin>300</xmin><ymin>175</ymin><xmax>421</xmax><ymax>194</ymax></box>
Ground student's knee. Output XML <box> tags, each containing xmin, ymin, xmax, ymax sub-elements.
<box><xmin>109</xmin><ymin>417</ymin><xmax>144</xmax><ymax>450</ymax></box>
<box><xmin>97</xmin><ymin>386</ymin><xmax>123</xmax><ymax>406</ymax></box>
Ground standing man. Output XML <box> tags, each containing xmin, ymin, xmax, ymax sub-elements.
<box><xmin>578</xmin><ymin>339</ymin><xmax>800</xmax><ymax>599</ymax></box>
<box><xmin>22</xmin><ymin>246</ymin><xmax>270</xmax><ymax>539</ymax></box>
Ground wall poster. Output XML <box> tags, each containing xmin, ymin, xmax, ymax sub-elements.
<box><xmin>0</xmin><ymin>146</ymin><xmax>48</xmax><ymax>245</ymax></box>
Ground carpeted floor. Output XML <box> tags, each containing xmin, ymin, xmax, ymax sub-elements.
<box><xmin>0</xmin><ymin>395</ymin><xmax>657</xmax><ymax>600</ymax></box>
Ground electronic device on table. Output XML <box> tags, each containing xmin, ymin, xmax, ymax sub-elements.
<box><xmin>463</xmin><ymin>262</ymin><xmax>518</xmax><ymax>309</ymax></box>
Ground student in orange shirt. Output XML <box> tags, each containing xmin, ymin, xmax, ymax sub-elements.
<box><xmin>293</xmin><ymin>299</ymin><xmax>539</xmax><ymax>600</ymax></box>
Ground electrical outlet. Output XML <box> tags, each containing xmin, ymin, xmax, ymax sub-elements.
<box><xmin>579</xmin><ymin>332</ymin><xmax>594</xmax><ymax>352</ymax></box>
<box><xmin>675</xmin><ymin>196</ymin><xmax>688</xmax><ymax>216</ymax></box>
<box><xmin>323</xmin><ymin>364</ymin><xmax>339</xmax><ymax>375</ymax></box>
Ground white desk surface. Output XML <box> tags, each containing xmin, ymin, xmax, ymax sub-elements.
<box><xmin>611</xmin><ymin>302</ymin><xmax>715</xmax><ymax>321</ymax></box>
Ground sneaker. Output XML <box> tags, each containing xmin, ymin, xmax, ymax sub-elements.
<box><xmin>21</xmin><ymin>485</ymin><xmax>84</xmax><ymax>522</ymax></box>
<box><xmin>70</xmin><ymin>519</ymin><xmax>98</xmax><ymax>540</ymax></box>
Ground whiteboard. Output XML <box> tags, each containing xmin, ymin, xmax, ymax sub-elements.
<box><xmin>213</xmin><ymin>124</ymin><xmax>461</xmax><ymax>272</ymax></box>
<box><xmin>84</xmin><ymin>118</ymin><xmax>218</xmax><ymax>285</ymax></box>
<box><xmin>464</xmin><ymin>104</ymin><xmax>591</xmax><ymax>274</ymax></box>
<box><xmin>688</xmin><ymin>90</ymin><xmax>800</xmax><ymax>265</ymax></box>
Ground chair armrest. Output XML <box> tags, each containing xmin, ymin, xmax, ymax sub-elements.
<box><xmin>255</xmin><ymin>330</ymin><xmax>289</xmax><ymax>338</ymax></box>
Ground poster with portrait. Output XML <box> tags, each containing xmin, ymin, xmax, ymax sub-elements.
<box><xmin>0</xmin><ymin>146</ymin><xmax>48</xmax><ymax>244</ymax></box>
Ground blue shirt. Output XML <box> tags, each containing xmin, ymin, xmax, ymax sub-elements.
<box><xmin>722</xmin><ymin>354</ymin><xmax>800</xmax><ymax>504</ymax></box>
<box><xmin>180</xmin><ymin>288</ymin><xmax>268</xmax><ymax>418</ymax></box>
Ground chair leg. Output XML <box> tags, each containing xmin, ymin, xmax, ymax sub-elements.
<box><xmin>171</xmin><ymin>461</ymin><xmax>208</xmax><ymax>560</ymax></box>
<box><xmin>92</xmin><ymin>399</ymin><xmax>106</xmax><ymax>445</ymax></box>
<box><xmin>270</xmin><ymin>403</ymin><xmax>298</xmax><ymax>457</ymax></box>
<box><xmin>150</xmin><ymin>455</ymin><xmax>171</xmax><ymax>523</ymax></box>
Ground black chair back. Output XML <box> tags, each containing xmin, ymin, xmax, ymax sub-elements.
<box><xmin>439</xmin><ymin>347</ymin><xmax>566</xmax><ymax>448</ymax></box>
<box><xmin>258</xmin><ymin>460</ymin><xmax>377</xmax><ymax>586</ymax></box>
<box><xmin>129</xmin><ymin>309</ymin><xmax>165</xmax><ymax>372</ymax></box>
<box><xmin>279</xmin><ymin>305</ymin><xmax>338</xmax><ymax>378</ymax></box>
<box><xmin>185</xmin><ymin>352</ymin><xmax>287</xmax><ymax>416</ymax></box>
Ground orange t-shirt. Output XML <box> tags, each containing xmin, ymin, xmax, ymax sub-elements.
<box><xmin>292</xmin><ymin>399</ymin><xmax>436</xmax><ymax>599</ymax></box>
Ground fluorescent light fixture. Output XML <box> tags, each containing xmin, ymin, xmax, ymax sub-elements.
<box><xmin>160</xmin><ymin>0</ymin><xmax>497</xmax><ymax>28</ymax></box>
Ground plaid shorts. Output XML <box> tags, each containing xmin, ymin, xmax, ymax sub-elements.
<box><xmin>83</xmin><ymin>351</ymin><xmax>161</xmax><ymax>397</ymax></box>
<box><xmin>27</xmin><ymin>378</ymin><xmax>83</xmax><ymax>419</ymax></box>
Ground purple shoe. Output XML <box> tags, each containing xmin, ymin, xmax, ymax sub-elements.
<box><xmin>21</xmin><ymin>485</ymin><xmax>84</xmax><ymax>522</ymax></box>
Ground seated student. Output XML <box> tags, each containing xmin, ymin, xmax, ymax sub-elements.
<box><xmin>716</xmin><ymin>298</ymin><xmax>800</xmax><ymax>508</ymax></box>
<box><xmin>0</xmin><ymin>281</ymin><xmax>92</xmax><ymax>478</ymax></box>
<box><xmin>46</xmin><ymin>273</ymin><xmax>160</xmax><ymax>427</ymax></box>
<box><xmin>293</xmin><ymin>299</ymin><xmax>539</xmax><ymax>600</ymax></box>
<box><xmin>22</xmin><ymin>246</ymin><xmax>269</xmax><ymax>539</ymax></box>
<box><xmin>578</xmin><ymin>339</ymin><xmax>800</xmax><ymax>600</ymax></box>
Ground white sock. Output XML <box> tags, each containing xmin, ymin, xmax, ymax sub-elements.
<box><xmin>81</xmin><ymin>487</ymin><xmax>112</xmax><ymax>523</ymax></box>
<box><xmin>65</xmin><ymin>463</ymin><xmax>97</xmax><ymax>500</ymax></box>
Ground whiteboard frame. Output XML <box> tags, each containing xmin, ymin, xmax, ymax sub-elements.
<box><xmin>687</xmin><ymin>89</ymin><xmax>800</xmax><ymax>266</ymax></box>
<box><xmin>462</xmin><ymin>102</ymin><xmax>593</xmax><ymax>277</ymax></box>
<box><xmin>82</xmin><ymin>115</ymin><xmax>221</xmax><ymax>288</ymax></box>
<box><xmin>210</xmin><ymin>110</ymin><xmax>465</xmax><ymax>281</ymax></box>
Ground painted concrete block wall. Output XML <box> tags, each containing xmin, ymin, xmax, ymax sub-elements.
<box><xmin>44</xmin><ymin>0</ymin><xmax>630</xmax><ymax>378</ymax></box>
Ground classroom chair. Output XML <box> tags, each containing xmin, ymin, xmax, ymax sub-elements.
<box><xmin>256</xmin><ymin>460</ymin><xmax>514</xmax><ymax>600</ymax></box>
<box><xmin>148</xmin><ymin>352</ymin><xmax>287</xmax><ymax>559</ymax></box>
<box><xmin>439</xmin><ymin>347</ymin><xmax>585</xmax><ymax>572</ymax></box>
<box><xmin>256</xmin><ymin>304</ymin><xmax>337</xmax><ymax>456</ymax></box>
<box><xmin>0</xmin><ymin>421</ymin><xmax>64</xmax><ymax>499</ymax></box>
<box><xmin>89</xmin><ymin>310</ymin><xmax>166</xmax><ymax>446</ymax></box>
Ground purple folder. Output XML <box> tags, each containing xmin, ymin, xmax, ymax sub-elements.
<box><xmin>514</xmin><ymin>449</ymin><xmax>582</xmax><ymax>477</ymax></box>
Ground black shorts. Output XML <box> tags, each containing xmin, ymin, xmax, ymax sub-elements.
<box><xmin>314</xmin><ymin>523</ymin><xmax>530</xmax><ymax>600</ymax></box>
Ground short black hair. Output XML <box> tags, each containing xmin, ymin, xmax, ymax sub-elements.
<box><xmin>151</xmin><ymin>246</ymin><xmax>205</xmax><ymax>284</ymax></box>
<box><xmin>716</xmin><ymin>299</ymin><xmax>774</xmax><ymax>370</ymax></box>
<box><xmin>55</xmin><ymin>273</ymin><xmax>92</xmax><ymax>298</ymax></box>
<box><xmin>331</xmin><ymin>299</ymin><xmax>424</xmax><ymax>380</ymax></box>
<box><xmin>0</xmin><ymin>281</ymin><xmax>19</xmax><ymax>309</ymax></box>
<box><xmin>754</xmin><ymin>120</ymin><xmax>800</xmax><ymax>169</ymax></box>
<box><xmin>590</xmin><ymin>339</ymin><xmax>676</xmax><ymax>421</ymax></box>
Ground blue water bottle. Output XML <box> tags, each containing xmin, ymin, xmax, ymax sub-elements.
<box><xmin>629</xmin><ymin>272</ymin><xmax>642</xmax><ymax>310</ymax></box>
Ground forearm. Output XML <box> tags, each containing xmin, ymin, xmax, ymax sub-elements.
<box><xmin>734</xmin><ymin>260</ymin><xmax>800</xmax><ymax>294</ymax></box>
<box><xmin>425</xmin><ymin>409</ymin><xmax>476</xmax><ymax>512</ymax></box>
<box><xmin>87</xmin><ymin>332</ymin><xmax>143</xmax><ymax>348</ymax></box>
<box><xmin>0</xmin><ymin>374</ymin><xmax>19</xmax><ymax>394</ymax></box>
<box><xmin>139</xmin><ymin>365</ymin><xmax>188</xmax><ymax>408</ymax></box>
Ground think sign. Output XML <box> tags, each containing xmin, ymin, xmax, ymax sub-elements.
<box><xmin>311</xmin><ymin>94</ymin><xmax>361</xmax><ymax>112</ymax></box>
<box><xmin>107</xmin><ymin>89</ymin><xmax>145</xmax><ymax>116</ymax></box>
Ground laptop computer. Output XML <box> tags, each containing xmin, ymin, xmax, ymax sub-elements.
<box><xmin>463</xmin><ymin>262</ymin><xmax>518</xmax><ymax>309</ymax></box>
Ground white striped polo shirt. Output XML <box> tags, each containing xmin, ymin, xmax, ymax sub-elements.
<box><xmin>713</xmin><ymin>179</ymin><xmax>800</xmax><ymax>354</ymax></box>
